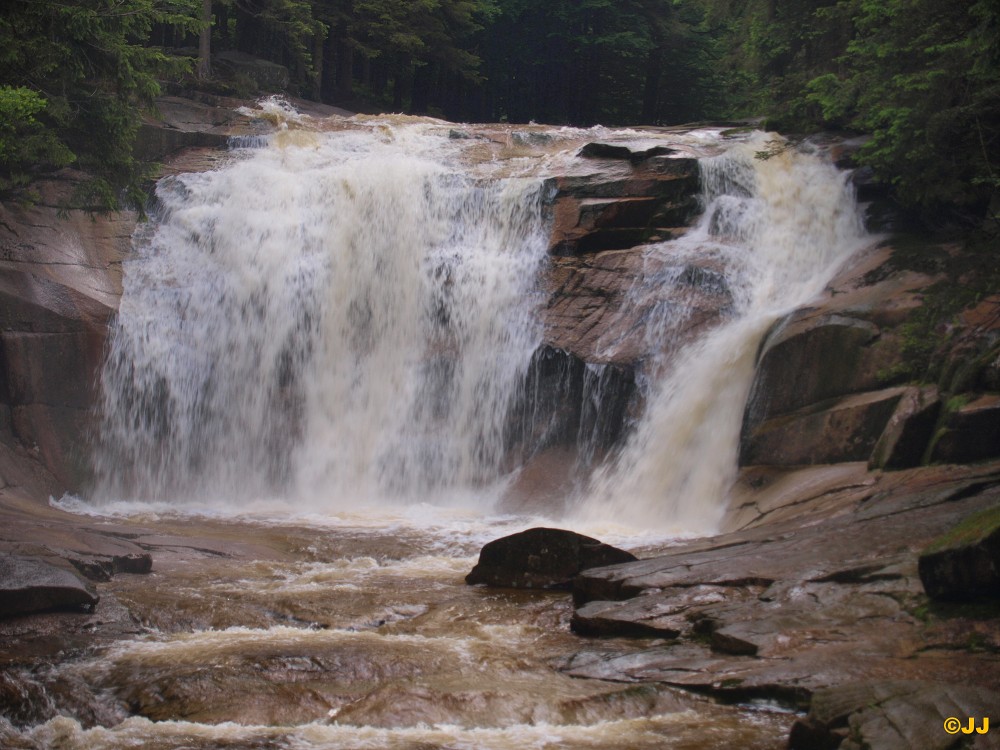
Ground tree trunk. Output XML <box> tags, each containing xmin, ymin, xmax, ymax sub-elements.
<box><xmin>197</xmin><ymin>0</ymin><xmax>212</xmax><ymax>79</ymax></box>
<box><xmin>642</xmin><ymin>44</ymin><xmax>664</xmax><ymax>124</ymax></box>
<box><xmin>336</xmin><ymin>38</ymin><xmax>354</xmax><ymax>97</ymax></box>
<box><xmin>311</xmin><ymin>31</ymin><xmax>324</xmax><ymax>101</ymax></box>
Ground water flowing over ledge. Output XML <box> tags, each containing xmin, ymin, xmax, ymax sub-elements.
<box><xmin>95</xmin><ymin>107</ymin><xmax>870</xmax><ymax>533</ymax></box>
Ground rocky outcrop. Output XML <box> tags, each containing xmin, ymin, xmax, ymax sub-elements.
<box><xmin>0</xmin><ymin>175</ymin><xmax>134</xmax><ymax>490</ymax></box>
<box><xmin>789</xmin><ymin>681</ymin><xmax>999</xmax><ymax>750</ymax></box>
<box><xmin>740</xmin><ymin>240</ymin><xmax>1000</xmax><ymax>472</ymax></box>
<box><xmin>567</xmin><ymin>464</ymin><xmax>1000</xmax><ymax>707</ymax></box>
<box><xmin>542</xmin><ymin>250</ymin><xmax>731</xmax><ymax>367</ymax></box>
<box><xmin>919</xmin><ymin>505</ymin><xmax>1000</xmax><ymax>601</ymax></box>
<box><xmin>546</xmin><ymin>147</ymin><xmax>700</xmax><ymax>257</ymax></box>
<box><xmin>0</xmin><ymin>96</ymin><xmax>267</xmax><ymax>493</ymax></box>
<box><xmin>466</xmin><ymin>527</ymin><xmax>637</xmax><ymax>590</ymax></box>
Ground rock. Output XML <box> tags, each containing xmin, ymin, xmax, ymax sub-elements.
<box><xmin>65</xmin><ymin>550</ymin><xmax>153</xmax><ymax>582</ymax></box>
<box><xmin>0</xmin><ymin>556</ymin><xmax>98</xmax><ymax>617</ymax></box>
<box><xmin>918</xmin><ymin>505</ymin><xmax>1000</xmax><ymax>601</ymax></box>
<box><xmin>578</xmin><ymin>142</ymin><xmax>676</xmax><ymax>162</ymax></box>
<box><xmin>546</xmin><ymin>159</ymin><xmax>700</xmax><ymax>256</ymax></box>
<box><xmin>466</xmin><ymin>527</ymin><xmax>637</xmax><ymax>590</ymax></box>
<box><xmin>930</xmin><ymin>394</ymin><xmax>1000</xmax><ymax>464</ymax></box>
<box><xmin>568</xmin><ymin>468</ymin><xmax>1000</xmax><ymax>709</ymax></box>
<box><xmin>869</xmin><ymin>386</ymin><xmax>942</xmax><ymax>470</ymax></box>
<box><xmin>740</xmin><ymin>386</ymin><xmax>908</xmax><ymax>466</ymax></box>
<box><xmin>543</xmin><ymin>250</ymin><xmax>732</xmax><ymax>367</ymax></box>
<box><xmin>743</xmin><ymin>314</ymin><xmax>882</xmax><ymax>428</ymax></box>
<box><xmin>571</xmin><ymin>585</ymin><xmax>749</xmax><ymax>639</ymax></box>
<box><xmin>789</xmin><ymin>681</ymin><xmax>1000</xmax><ymax>750</ymax></box>
<box><xmin>510</xmin><ymin>346</ymin><xmax>636</xmax><ymax>457</ymax></box>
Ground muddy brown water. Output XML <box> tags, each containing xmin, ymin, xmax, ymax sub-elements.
<box><xmin>3</xmin><ymin>508</ymin><xmax>793</xmax><ymax>749</ymax></box>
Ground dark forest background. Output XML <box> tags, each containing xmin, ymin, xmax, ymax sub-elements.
<box><xmin>1</xmin><ymin>0</ymin><xmax>998</xmax><ymax>222</ymax></box>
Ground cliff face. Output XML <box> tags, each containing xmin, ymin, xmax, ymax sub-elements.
<box><xmin>0</xmin><ymin>174</ymin><xmax>132</xmax><ymax>493</ymax></box>
<box><xmin>0</xmin><ymin>95</ymin><xmax>272</xmax><ymax>494</ymax></box>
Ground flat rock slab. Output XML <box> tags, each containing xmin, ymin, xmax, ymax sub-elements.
<box><xmin>567</xmin><ymin>465</ymin><xmax>1000</xmax><ymax>715</ymax></box>
<box><xmin>790</xmin><ymin>681</ymin><xmax>1000</xmax><ymax>750</ymax></box>
<box><xmin>0</xmin><ymin>556</ymin><xmax>98</xmax><ymax>617</ymax></box>
<box><xmin>466</xmin><ymin>527</ymin><xmax>636</xmax><ymax>590</ymax></box>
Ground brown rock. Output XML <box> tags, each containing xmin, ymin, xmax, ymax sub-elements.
<box><xmin>0</xmin><ymin>556</ymin><xmax>98</xmax><ymax>617</ymax></box>
<box><xmin>466</xmin><ymin>527</ymin><xmax>637</xmax><ymax>590</ymax></box>
<box><xmin>740</xmin><ymin>386</ymin><xmax>907</xmax><ymax>467</ymax></box>
<box><xmin>918</xmin><ymin>505</ymin><xmax>1000</xmax><ymax>601</ymax></box>
<box><xmin>869</xmin><ymin>385</ymin><xmax>942</xmax><ymax>470</ymax></box>
<box><xmin>930</xmin><ymin>394</ymin><xmax>1000</xmax><ymax>464</ymax></box>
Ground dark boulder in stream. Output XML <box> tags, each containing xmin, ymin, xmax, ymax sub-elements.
<box><xmin>466</xmin><ymin>527</ymin><xmax>637</xmax><ymax>590</ymax></box>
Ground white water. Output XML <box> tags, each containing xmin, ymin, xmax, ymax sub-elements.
<box><xmin>97</xmin><ymin>119</ymin><xmax>550</xmax><ymax>508</ymax></box>
<box><xmin>96</xmin><ymin>111</ymin><xmax>869</xmax><ymax>531</ymax></box>
<box><xmin>582</xmin><ymin>136</ymin><xmax>868</xmax><ymax>531</ymax></box>
<box><xmin>17</xmin><ymin>115</ymin><xmax>871</xmax><ymax>750</ymax></box>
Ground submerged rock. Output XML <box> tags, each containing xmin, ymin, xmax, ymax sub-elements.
<box><xmin>466</xmin><ymin>527</ymin><xmax>637</xmax><ymax>590</ymax></box>
<box><xmin>0</xmin><ymin>556</ymin><xmax>98</xmax><ymax>617</ymax></box>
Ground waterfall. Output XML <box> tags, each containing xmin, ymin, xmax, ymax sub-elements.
<box><xmin>577</xmin><ymin>134</ymin><xmax>869</xmax><ymax>532</ymax></box>
<box><xmin>96</xmin><ymin>123</ymin><xmax>550</xmax><ymax>506</ymax></box>
<box><xmin>96</xmin><ymin>116</ymin><xmax>868</xmax><ymax>531</ymax></box>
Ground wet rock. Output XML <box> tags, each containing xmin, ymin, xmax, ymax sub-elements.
<box><xmin>740</xmin><ymin>386</ymin><xmax>907</xmax><ymax>466</ymax></box>
<box><xmin>743</xmin><ymin>314</ymin><xmax>882</xmax><ymax>427</ymax></box>
<box><xmin>930</xmin><ymin>394</ymin><xmax>1000</xmax><ymax>464</ymax></box>
<box><xmin>570</xmin><ymin>467</ymin><xmax>1000</xmax><ymax>707</ymax></box>
<box><xmin>543</xmin><ymin>250</ymin><xmax>732</xmax><ymax>367</ymax></box>
<box><xmin>509</xmin><ymin>346</ymin><xmax>636</xmax><ymax>462</ymax></box>
<box><xmin>64</xmin><ymin>550</ymin><xmax>153</xmax><ymax>581</ymax></box>
<box><xmin>466</xmin><ymin>527</ymin><xmax>637</xmax><ymax>590</ymax></box>
<box><xmin>578</xmin><ymin>142</ymin><xmax>676</xmax><ymax>162</ymax></box>
<box><xmin>0</xmin><ymin>556</ymin><xmax>98</xmax><ymax>617</ymax></box>
<box><xmin>546</xmin><ymin>160</ymin><xmax>700</xmax><ymax>256</ymax></box>
<box><xmin>869</xmin><ymin>386</ymin><xmax>942</xmax><ymax>470</ymax></box>
<box><xmin>918</xmin><ymin>505</ymin><xmax>1000</xmax><ymax>601</ymax></box>
<box><xmin>570</xmin><ymin>585</ymin><xmax>752</xmax><ymax>639</ymax></box>
<box><xmin>789</xmin><ymin>681</ymin><xmax>1000</xmax><ymax>750</ymax></box>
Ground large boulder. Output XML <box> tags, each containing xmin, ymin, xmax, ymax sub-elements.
<box><xmin>918</xmin><ymin>505</ymin><xmax>1000</xmax><ymax>601</ymax></box>
<box><xmin>929</xmin><ymin>394</ymin><xmax>1000</xmax><ymax>464</ymax></box>
<box><xmin>740</xmin><ymin>387</ymin><xmax>908</xmax><ymax>467</ymax></box>
<box><xmin>466</xmin><ymin>527</ymin><xmax>637</xmax><ymax>590</ymax></box>
<box><xmin>0</xmin><ymin>555</ymin><xmax>98</xmax><ymax>617</ymax></box>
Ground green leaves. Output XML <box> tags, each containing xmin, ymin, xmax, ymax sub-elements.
<box><xmin>0</xmin><ymin>87</ymin><xmax>76</xmax><ymax>193</ymax></box>
<box><xmin>1</xmin><ymin>0</ymin><xmax>199</xmax><ymax>208</ymax></box>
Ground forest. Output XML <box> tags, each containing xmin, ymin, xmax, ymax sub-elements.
<box><xmin>1</xmin><ymin>0</ymin><xmax>998</xmax><ymax>222</ymax></box>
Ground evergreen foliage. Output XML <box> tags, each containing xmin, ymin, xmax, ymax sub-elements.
<box><xmin>1</xmin><ymin>0</ymin><xmax>997</xmax><ymax>221</ymax></box>
<box><xmin>0</xmin><ymin>0</ymin><xmax>199</xmax><ymax>208</ymax></box>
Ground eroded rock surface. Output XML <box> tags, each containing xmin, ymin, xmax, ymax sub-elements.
<box><xmin>741</xmin><ymin>241</ymin><xmax>1000</xmax><ymax>471</ymax></box>
<box><xmin>568</xmin><ymin>464</ymin><xmax>1000</xmax><ymax>708</ymax></box>
<box><xmin>789</xmin><ymin>681</ymin><xmax>1000</xmax><ymax>750</ymax></box>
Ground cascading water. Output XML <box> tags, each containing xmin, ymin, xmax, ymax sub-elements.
<box><xmin>580</xmin><ymin>135</ymin><xmax>869</xmax><ymax>532</ymax></box>
<box><xmin>9</xmin><ymin>110</ymin><xmax>880</xmax><ymax>750</ymax></box>
<box><xmin>97</xmin><ymin>118</ymin><xmax>869</xmax><ymax>530</ymax></box>
<box><xmin>96</xmin><ymin>121</ymin><xmax>550</xmax><ymax>506</ymax></box>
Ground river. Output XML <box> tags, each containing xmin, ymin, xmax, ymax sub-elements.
<box><xmin>7</xmin><ymin>99</ymin><xmax>871</xmax><ymax>749</ymax></box>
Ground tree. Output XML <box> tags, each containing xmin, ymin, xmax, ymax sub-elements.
<box><xmin>0</xmin><ymin>0</ymin><xmax>200</xmax><ymax>208</ymax></box>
